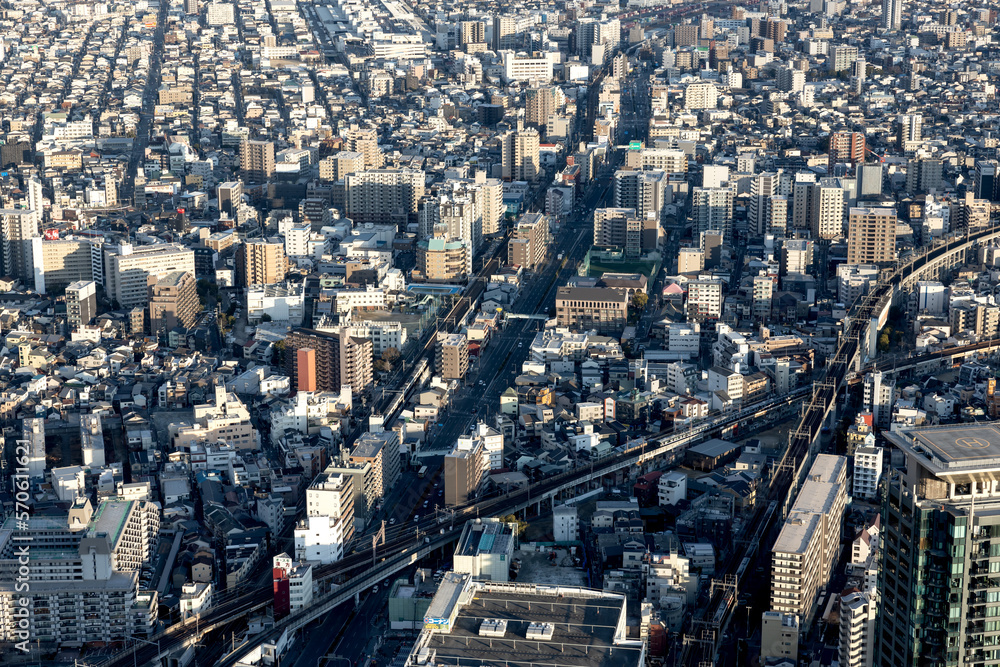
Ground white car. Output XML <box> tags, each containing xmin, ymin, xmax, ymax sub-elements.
<box><xmin>372</xmin><ymin>586</ymin><xmax>379</xmax><ymax>594</ymax></box>
<box><xmin>389</xmin><ymin>518</ymin><xmax>396</xmax><ymax>525</ymax></box>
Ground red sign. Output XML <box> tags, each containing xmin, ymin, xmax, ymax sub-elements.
<box><xmin>44</xmin><ymin>229</ymin><xmax>59</xmax><ymax>240</ymax></box>
<box><xmin>177</xmin><ymin>208</ymin><xmax>186</xmax><ymax>215</ymax></box>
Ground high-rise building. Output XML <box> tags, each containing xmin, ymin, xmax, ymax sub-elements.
<box><xmin>975</xmin><ymin>160</ymin><xmax>999</xmax><ymax>201</ymax></box>
<box><xmin>686</xmin><ymin>279</ymin><xmax>723</xmax><ymax>321</ymax></box>
<box><xmin>239</xmin><ymin>140</ymin><xmax>275</xmax><ymax>183</ymax></box>
<box><xmin>769</xmin><ymin>455</ymin><xmax>847</xmax><ymax>627</ymax></box>
<box><xmin>782</xmin><ymin>239</ymin><xmax>814</xmax><ymax>276</ymax></box>
<box><xmin>592</xmin><ymin>207</ymin><xmax>651</xmax><ymax>257</ymax></box>
<box><xmin>525</xmin><ymin>87</ymin><xmax>560</xmax><ymax>127</ymax></box>
<box><xmin>296</xmin><ymin>469</ymin><xmax>354</xmax><ymax>563</ymax></box>
<box><xmin>184</xmin><ymin>0</ymin><xmax>198</xmax><ymax>14</ymax></box>
<box><xmin>149</xmin><ymin>271</ymin><xmax>199</xmax><ymax>335</ymax></box>
<box><xmin>839</xmin><ymin>587</ymin><xmax>877</xmax><ymax>667</ymax></box>
<box><xmin>777</xmin><ymin>66</ymin><xmax>806</xmax><ymax>92</ymax></box>
<box><xmin>436</xmin><ymin>332</ymin><xmax>469</xmax><ymax>380</ymax></box>
<box><xmin>39</xmin><ymin>236</ymin><xmax>103</xmax><ymax>293</ymax></box>
<box><xmin>874</xmin><ymin>424</ymin><xmax>1000</xmax><ymax>665</ymax></box>
<box><xmin>104</xmin><ymin>243</ymin><xmax>196</xmax><ymax>309</ymax></box>
<box><xmin>897</xmin><ymin>114</ymin><xmax>922</xmax><ymax>150</ymax></box>
<box><xmin>749</xmin><ymin>172</ymin><xmax>781</xmax><ymax>235</ymax></box>
<box><xmin>906</xmin><ymin>154</ymin><xmax>943</xmax><ymax>194</ymax></box>
<box><xmin>492</xmin><ymin>15</ymin><xmax>517</xmax><ymax>51</ymax></box>
<box><xmin>614</xmin><ymin>169</ymin><xmax>670</xmax><ymax>225</ymax></box>
<box><xmin>206</xmin><ymin>2</ymin><xmax>234</xmax><ymax>25</ymax></box>
<box><xmin>862</xmin><ymin>369</ymin><xmax>894</xmax><ymax>429</ymax></box>
<box><xmin>319</xmin><ymin>151</ymin><xmax>365</xmax><ymax>183</ymax></box>
<box><xmin>853</xmin><ymin>445</ymin><xmax>883</xmax><ymax>501</ymax></box>
<box><xmin>847</xmin><ymin>207</ymin><xmax>896</xmax><ymax>265</ymax></box>
<box><xmin>65</xmin><ymin>280</ymin><xmax>97</xmax><ymax>330</ymax></box>
<box><xmin>684</xmin><ymin>82</ymin><xmax>718</xmax><ymax>110</ymax></box>
<box><xmin>857</xmin><ymin>164</ymin><xmax>883</xmax><ymax>198</ymax></box>
<box><xmin>0</xmin><ymin>208</ymin><xmax>39</xmax><ymax>284</ymax></box>
<box><xmin>501</xmin><ymin>129</ymin><xmax>540</xmax><ymax>182</ymax></box>
<box><xmin>444</xmin><ymin>437</ymin><xmax>486</xmax><ymax>506</ymax></box>
<box><xmin>236</xmin><ymin>238</ymin><xmax>288</xmax><ymax>287</ymax></box>
<box><xmin>345</xmin><ymin>168</ymin><xmax>425</xmax><ymax>225</ymax></box>
<box><xmin>829</xmin><ymin>45</ymin><xmax>859</xmax><ymax>72</ymax></box>
<box><xmin>810</xmin><ymin>180</ymin><xmax>845</xmax><ymax>240</ymax></box>
<box><xmin>881</xmin><ymin>0</ymin><xmax>902</xmax><ymax>30</ymax></box>
<box><xmin>508</xmin><ymin>212</ymin><xmax>550</xmax><ymax>269</ymax></box>
<box><xmin>217</xmin><ymin>181</ymin><xmax>242</xmax><ymax>216</ymax></box>
<box><xmin>459</xmin><ymin>21</ymin><xmax>485</xmax><ymax>46</ymax></box>
<box><xmin>555</xmin><ymin>286</ymin><xmax>629</xmax><ymax>333</ymax></box>
<box><xmin>828</xmin><ymin>131</ymin><xmax>866</xmax><ymax>170</ymax></box>
<box><xmin>285</xmin><ymin>328</ymin><xmax>374</xmax><ymax>394</ymax></box>
<box><xmin>342</xmin><ymin>126</ymin><xmax>384</xmax><ymax>170</ymax></box>
<box><xmin>692</xmin><ymin>187</ymin><xmax>734</xmax><ymax>237</ymax></box>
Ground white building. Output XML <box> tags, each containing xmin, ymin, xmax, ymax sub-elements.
<box><xmin>852</xmin><ymin>445</ymin><xmax>882</xmax><ymax>500</ymax></box>
<box><xmin>916</xmin><ymin>281</ymin><xmax>947</xmax><ymax>315</ymax></box>
<box><xmin>180</xmin><ymin>582</ymin><xmax>213</xmax><ymax>619</ymax></box>
<box><xmin>837</xmin><ymin>264</ymin><xmax>880</xmax><ymax>306</ymax></box>
<box><xmin>24</xmin><ymin>417</ymin><xmax>46</xmax><ymax>480</ymax></box>
<box><xmin>553</xmin><ymin>505</ymin><xmax>579</xmax><ymax>542</ymax></box>
<box><xmin>863</xmin><ymin>370</ymin><xmax>895</xmax><ymax>430</ymax></box>
<box><xmin>247</xmin><ymin>282</ymin><xmax>305</xmax><ymax>325</ymax></box>
<box><xmin>341</xmin><ymin>321</ymin><xmax>407</xmax><ymax>355</ymax></box>
<box><xmin>839</xmin><ymin>588</ymin><xmax>877</xmax><ymax>667</ymax></box>
<box><xmin>296</xmin><ymin>470</ymin><xmax>354</xmax><ymax>564</ymax></box>
<box><xmin>81</xmin><ymin>413</ymin><xmax>105</xmax><ymax>468</ymax></box>
<box><xmin>645</xmin><ymin>551</ymin><xmax>697</xmax><ymax>605</ymax></box>
<box><xmin>473</xmin><ymin>421</ymin><xmax>504</xmax><ymax>471</ymax></box>
<box><xmin>104</xmin><ymin>243</ymin><xmax>195</xmax><ymax>309</ymax></box>
<box><xmin>206</xmin><ymin>2</ymin><xmax>234</xmax><ymax>25</ymax></box>
<box><xmin>687</xmin><ymin>279</ymin><xmax>723</xmax><ymax>321</ymax></box>
<box><xmin>684</xmin><ymin>82</ymin><xmax>718</xmax><ymax>110</ymax></box>
<box><xmin>453</xmin><ymin>518</ymin><xmax>516</xmax><ymax>582</ymax></box>
<box><xmin>273</xmin><ymin>553</ymin><xmax>314</xmax><ymax>611</ymax></box>
<box><xmin>51</xmin><ymin>466</ymin><xmax>86</xmax><ymax>502</ymax></box>
<box><xmin>658</xmin><ymin>471</ymin><xmax>687</xmax><ymax>506</ymax></box>
<box><xmin>501</xmin><ymin>50</ymin><xmax>555</xmax><ymax>83</ymax></box>
<box><xmin>666</xmin><ymin>323</ymin><xmax>700</xmax><ymax>359</ymax></box>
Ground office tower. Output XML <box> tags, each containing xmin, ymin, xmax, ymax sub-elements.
<box><xmin>501</xmin><ymin>129</ymin><xmax>540</xmax><ymax>182</ymax></box>
<box><xmin>828</xmin><ymin>131</ymin><xmax>866</xmax><ymax>170</ymax></box>
<box><xmin>217</xmin><ymin>181</ymin><xmax>242</xmax><ymax>216</ymax></box>
<box><xmin>436</xmin><ymin>332</ymin><xmax>469</xmax><ymax>380</ymax></box>
<box><xmin>856</xmin><ymin>164</ymin><xmax>883</xmax><ymax>198</ymax></box>
<box><xmin>810</xmin><ymin>180</ymin><xmax>845</xmax><ymax>240</ymax></box>
<box><xmin>104</xmin><ymin>243</ymin><xmax>195</xmax><ymax>309</ymax></box>
<box><xmin>149</xmin><ymin>271</ymin><xmax>199</xmax><ymax>335</ymax></box>
<box><xmin>769</xmin><ymin>455</ymin><xmax>848</xmax><ymax>627</ymax></box>
<box><xmin>65</xmin><ymin>280</ymin><xmax>96</xmax><ymax>330</ymax></box>
<box><xmin>749</xmin><ymin>172</ymin><xmax>780</xmax><ymax>235</ymax></box>
<box><xmin>873</xmin><ymin>424</ymin><xmax>1000</xmax><ymax>665</ymax></box>
<box><xmin>882</xmin><ymin>0</ymin><xmax>902</xmax><ymax>30</ymax></box>
<box><xmin>614</xmin><ymin>169</ymin><xmax>669</xmax><ymax>225</ymax></box>
<box><xmin>507</xmin><ymin>212</ymin><xmax>550</xmax><ymax>269</ymax></box>
<box><xmin>342</xmin><ymin>125</ymin><xmax>384</xmax><ymax>170</ymax></box>
<box><xmin>459</xmin><ymin>20</ymin><xmax>485</xmax><ymax>45</ymax></box>
<box><xmin>345</xmin><ymin>168</ymin><xmax>425</xmax><ymax>225</ymax></box>
<box><xmin>296</xmin><ymin>470</ymin><xmax>354</xmax><ymax>563</ymax></box>
<box><xmin>236</xmin><ymin>238</ymin><xmax>287</xmax><ymax>287</ymax></box>
<box><xmin>692</xmin><ymin>187</ymin><xmax>734</xmax><ymax>237</ymax></box>
<box><xmin>285</xmin><ymin>328</ymin><xmax>374</xmax><ymax>393</ymax></box>
<box><xmin>239</xmin><ymin>140</ymin><xmax>275</xmax><ymax>183</ymax></box>
<box><xmin>897</xmin><ymin>114</ymin><xmax>922</xmax><ymax>150</ymax></box>
<box><xmin>975</xmin><ymin>160</ymin><xmax>999</xmax><ymax>201</ymax></box>
<box><xmin>847</xmin><ymin>207</ymin><xmax>896</xmax><ymax>265</ymax></box>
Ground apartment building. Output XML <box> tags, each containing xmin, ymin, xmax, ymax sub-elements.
<box><xmin>149</xmin><ymin>271</ymin><xmax>199</xmax><ymax>335</ymax></box>
<box><xmin>239</xmin><ymin>140</ymin><xmax>275</xmax><ymax>183</ymax></box>
<box><xmin>847</xmin><ymin>207</ymin><xmax>896</xmax><ymax>265</ymax></box>
<box><xmin>342</xmin><ymin>126</ymin><xmax>384</xmax><ymax>170</ymax></box>
<box><xmin>501</xmin><ymin>129</ymin><xmax>541</xmax><ymax>182</ymax></box>
<box><xmin>500</xmin><ymin>50</ymin><xmax>555</xmax><ymax>83</ymax></box>
<box><xmin>555</xmin><ymin>286</ymin><xmax>628</xmax><ymax>334</ymax></box>
<box><xmin>285</xmin><ymin>328</ymin><xmax>374</xmax><ymax>394</ymax></box>
<box><xmin>104</xmin><ymin>243</ymin><xmax>196</xmax><ymax>309</ymax></box>
<box><xmin>761</xmin><ymin>611</ymin><xmax>800</xmax><ymax>661</ymax></box>
<box><xmin>437</xmin><ymin>332</ymin><xmax>469</xmax><ymax>380</ymax></box>
<box><xmin>686</xmin><ymin>279</ymin><xmax>723</xmax><ymax>321</ymax></box>
<box><xmin>39</xmin><ymin>237</ymin><xmax>103</xmax><ymax>292</ymax></box>
<box><xmin>236</xmin><ymin>238</ymin><xmax>288</xmax><ymax>287</ymax></box>
<box><xmin>349</xmin><ymin>430</ymin><xmax>401</xmax><ymax>506</ymax></box>
<box><xmin>444</xmin><ymin>436</ymin><xmax>487</xmax><ymax>506</ymax></box>
<box><xmin>172</xmin><ymin>382</ymin><xmax>258</xmax><ymax>451</ymax></box>
<box><xmin>593</xmin><ymin>207</ymin><xmax>657</xmax><ymax>257</ymax></box>
<box><xmin>839</xmin><ymin>588</ymin><xmax>877</xmax><ymax>667</ymax></box>
<box><xmin>852</xmin><ymin>445</ymin><xmax>882</xmax><ymax>501</ymax></box>
<box><xmin>345</xmin><ymin>169</ymin><xmax>425</xmax><ymax>225</ymax></box>
<box><xmin>828</xmin><ymin>131</ymin><xmax>865</xmax><ymax>168</ymax></box>
<box><xmin>508</xmin><ymin>212</ymin><xmax>550</xmax><ymax>270</ymax></box>
<box><xmin>692</xmin><ymin>187</ymin><xmax>734</xmax><ymax>236</ymax></box>
<box><xmin>295</xmin><ymin>471</ymin><xmax>354</xmax><ymax>563</ymax></box>
<box><xmin>65</xmin><ymin>280</ymin><xmax>97</xmax><ymax>330</ymax></box>
<box><xmin>614</xmin><ymin>169</ymin><xmax>669</xmax><ymax>225</ymax></box>
<box><xmin>319</xmin><ymin>151</ymin><xmax>366</xmax><ymax>182</ymax></box>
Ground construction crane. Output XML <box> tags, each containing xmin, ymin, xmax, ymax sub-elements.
<box><xmin>865</xmin><ymin>145</ymin><xmax>885</xmax><ymax>163</ymax></box>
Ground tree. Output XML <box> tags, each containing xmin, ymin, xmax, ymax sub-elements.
<box><xmin>374</xmin><ymin>359</ymin><xmax>391</xmax><ymax>372</ymax></box>
<box><xmin>878</xmin><ymin>332</ymin><xmax>890</xmax><ymax>351</ymax></box>
<box><xmin>631</xmin><ymin>292</ymin><xmax>649</xmax><ymax>311</ymax></box>
<box><xmin>273</xmin><ymin>340</ymin><xmax>286</xmax><ymax>367</ymax></box>
<box><xmin>382</xmin><ymin>347</ymin><xmax>401</xmax><ymax>365</ymax></box>
<box><xmin>500</xmin><ymin>514</ymin><xmax>528</xmax><ymax>538</ymax></box>
<box><xmin>260</xmin><ymin>314</ymin><xmax>272</xmax><ymax>323</ymax></box>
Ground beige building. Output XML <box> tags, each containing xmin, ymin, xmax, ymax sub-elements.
<box><xmin>239</xmin><ymin>140</ymin><xmax>275</xmax><ymax>183</ymax></box>
<box><xmin>285</xmin><ymin>328</ymin><xmax>374</xmax><ymax>394</ymax></box>
<box><xmin>343</xmin><ymin>126</ymin><xmax>384</xmax><ymax>170</ymax></box>
<box><xmin>66</xmin><ymin>280</ymin><xmax>97</xmax><ymax>330</ymax></box>
<box><xmin>40</xmin><ymin>238</ymin><xmax>102</xmax><ymax>290</ymax></box>
<box><xmin>677</xmin><ymin>248</ymin><xmax>705</xmax><ymax>274</ymax></box>
<box><xmin>237</xmin><ymin>238</ymin><xmax>288</xmax><ymax>287</ymax></box>
<box><xmin>319</xmin><ymin>151</ymin><xmax>366</xmax><ymax>182</ymax></box>
<box><xmin>508</xmin><ymin>212</ymin><xmax>550</xmax><ymax>269</ymax></box>
<box><xmin>501</xmin><ymin>129</ymin><xmax>540</xmax><ymax>182</ymax></box>
<box><xmin>149</xmin><ymin>271</ymin><xmax>199</xmax><ymax>335</ymax></box>
<box><xmin>171</xmin><ymin>382</ymin><xmax>257</xmax><ymax>450</ymax></box>
<box><xmin>769</xmin><ymin>454</ymin><xmax>847</xmax><ymax>627</ymax></box>
<box><xmin>415</xmin><ymin>237</ymin><xmax>469</xmax><ymax>283</ymax></box>
<box><xmin>555</xmin><ymin>286</ymin><xmax>628</xmax><ymax>333</ymax></box>
<box><xmin>761</xmin><ymin>611</ymin><xmax>799</xmax><ymax>661</ymax></box>
<box><xmin>436</xmin><ymin>332</ymin><xmax>469</xmax><ymax>380</ymax></box>
<box><xmin>104</xmin><ymin>243</ymin><xmax>196</xmax><ymax>309</ymax></box>
<box><xmin>847</xmin><ymin>207</ymin><xmax>896</xmax><ymax>265</ymax></box>
<box><xmin>345</xmin><ymin>169</ymin><xmax>425</xmax><ymax>225</ymax></box>
<box><xmin>444</xmin><ymin>437</ymin><xmax>486</xmax><ymax>506</ymax></box>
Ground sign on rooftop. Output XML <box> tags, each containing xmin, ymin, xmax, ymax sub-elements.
<box><xmin>628</xmin><ymin>141</ymin><xmax>642</xmax><ymax>151</ymax></box>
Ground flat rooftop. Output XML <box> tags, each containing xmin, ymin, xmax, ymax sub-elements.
<box><xmin>418</xmin><ymin>585</ymin><xmax>640</xmax><ymax>667</ymax></box>
<box><xmin>885</xmin><ymin>425</ymin><xmax>1000</xmax><ymax>478</ymax></box>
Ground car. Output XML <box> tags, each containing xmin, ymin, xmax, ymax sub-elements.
<box><xmin>389</xmin><ymin>518</ymin><xmax>396</xmax><ymax>525</ymax></box>
<box><xmin>423</xmin><ymin>501</ymin><xmax>429</xmax><ymax>507</ymax></box>
<box><xmin>413</xmin><ymin>515</ymin><xmax>419</xmax><ymax>522</ymax></box>
<box><xmin>372</xmin><ymin>586</ymin><xmax>379</xmax><ymax>594</ymax></box>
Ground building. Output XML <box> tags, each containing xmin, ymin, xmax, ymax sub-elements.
<box><xmin>454</xmin><ymin>519</ymin><xmax>516</xmax><ymax>582</ymax></box>
<box><xmin>272</xmin><ymin>553</ymin><xmax>313</xmax><ymax>617</ymax></box>
<box><xmin>882</xmin><ymin>0</ymin><xmax>902</xmax><ymax>30</ymax></box>
<box><xmin>285</xmin><ymin>328</ymin><xmax>374</xmax><ymax>394</ymax></box>
<box><xmin>553</xmin><ymin>505</ymin><xmax>579</xmax><ymax>541</ymax></box>
<box><xmin>320</xmin><ymin>151</ymin><xmax>366</xmax><ymax>182</ymax></box>
<box><xmin>593</xmin><ymin>208</ymin><xmax>656</xmax><ymax>257</ymax></box>
<box><xmin>444</xmin><ymin>437</ymin><xmax>486</xmax><ymax>506</ymax></box>
<box><xmin>614</xmin><ymin>169</ymin><xmax>669</xmax><ymax>225</ymax></box>
<box><xmin>500</xmin><ymin>50</ymin><xmax>555</xmax><ymax>84</ymax></box>
<box><xmin>206</xmin><ymin>2</ymin><xmax>234</xmax><ymax>25</ymax></box>
<box><xmin>349</xmin><ymin>430</ymin><xmax>401</xmax><ymax>505</ymax></box>
<box><xmin>1</xmin><ymin>208</ymin><xmax>40</xmax><ymax>284</ymax></box>
<box><xmin>748</xmin><ymin>172</ymin><xmax>780</xmax><ymax>236</ymax></box>
<box><xmin>686</xmin><ymin>279</ymin><xmax>723</xmax><ymax>322</ymax></box>
<box><xmin>403</xmin><ymin>574</ymin><xmax>645</xmax><ymax>667</ymax></box>
<box><xmin>828</xmin><ymin>131</ymin><xmax>865</xmax><ymax>169</ymax></box>
<box><xmin>65</xmin><ymin>280</ymin><xmax>96</xmax><ymax>330</ymax></box>
<box><xmin>692</xmin><ymin>187</ymin><xmax>734</xmax><ymax>237</ymax></box>
<box><xmin>840</xmin><ymin>588</ymin><xmax>877</xmax><ymax>667</ymax></box>
<box><xmin>525</xmin><ymin>87</ymin><xmax>560</xmax><ymax>127</ymax></box>
<box><xmin>508</xmin><ymin>212</ymin><xmax>550</xmax><ymax>269</ymax></box>
<box><xmin>247</xmin><ymin>282</ymin><xmax>306</xmax><ymax>325</ymax></box>
<box><xmin>769</xmin><ymin>454</ymin><xmax>847</xmax><ymax>627</ymax></box>
<box><xmin>501</xmin><ymin>129</ymin><xmax>540</xmax><ymax>182</ymax></box>
<box><xmin>295</xmin><ymin>471</ymin><xmax>354</xmax><ymax>563</ymax></box>
<box><xmin>171</xmin><ymin>382</ymin><xmax>258</xmax><ymax>451</ymax></box>
<box><xmin>217</xmin><ymin>181</ymin><xmax>242</xmax><ymax>216</ymax></box>
<box><xmin>809</xmin><ymin>181</ymin><xmax>845</xmax><ymax>240</ymax></box>
<box><xmin>555</xmin><ymin>286</ymin><xmax>629</xmax><ymax>334</ymax></box>
<box><xmin>239</xmin><ymin>140</ymin><xmax>275</xmax><ymax>183</ymax></box>
<box><xmin>837</xmin><ymin>264</ymin><xmax>880</xmax><ymax>305</ymax></box>
<box><xmin>872</xmin><ymin>424</ymin><xmax>1000</xmax><ymax>665</ymax></box>
<box><xmin>342</xmin><ymin>126</ymin><xmax>383</xmax><ymax>170</ymax></box>
<box><xmin>761</xmin><ymin>611</ymin><xmax>799</xmax><ymax>662</ymax></box>
<box><xmin>236</xmin><ymin>238</ymin><xmax>288</xmax><ymax>287</ymax></box>
<box><xmin>863</xmin><ymin>370</ymin><xmax>895</xmax><ymax>430</ymax></box>
<box><xmin>906</xmin><ymin>155</ymin><xmax>943</xmax><ymax>195</ymax></box>
<box><xmin>897</xmin><ymin>113</ymin><xmax>922</xmax><ymax>150</ymax></box>
<box><xmin>437</xmin><ymin>332</ymin><xmax>469</xmax><ymax>380</ymax></box>
<box><xmin>149</xmin><ymin>271</ymin><xmax>199</xmax><ymax>335</ymax></box>
<box><xmin>684</xmin><ymin>82</ymin><xmax>718</xmax><ymax>110</ymax></box>
<box><xmin>415</xmin><ymin>237</ymin><xmax>469</xmax><ymax>283</ymax></box>
<box><xmin>853</xmin><ymin>446</ymin><xmax>883</xmax><ymax>500</ymax></box>
<box><xmin>39</xmin><ymin>237</ymin><xmax>103</xmax><ymax>292</ymax></box>
<box><xmin>345</xmin><ymin>169</ymin><xmax>425</xmax><ymax>225</ymax></box>
<box><xmin>975</xmin><ymin>160</ymin><xmax>999</xmax><ymax>201</ymax></box>
<box><xmin>847</xmin><ymin>207</ymin><xmax>896</xmax><ymax>265</ymax></box>
<box><xmin>857</xmin><ymin>164</ymin><xmax>883</xmax><ymax>198</ymax></box>
<box><xmin>104</xmin><ymin>243</ymin><xmax>196</xmax><ymax>309</ymax></box>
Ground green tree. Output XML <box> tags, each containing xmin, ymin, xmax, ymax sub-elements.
<box><xmin>273</xmin><ymin>339</ymin><xmax>286</xmax><ymax>367</ymax></box>
<box><xmin>878</xmin><ymin>333</ymin><xmax>890</xmax><ymax>351</ymax></box>
<box><xmin>500</xmin><ymin>514</ymin><xmax>528</xmax><ymax>538</ymax></box>
<box><xmin>260</xmin><ymin>314</ymin><xmax>272</xmax><ymax>323</ymax></box>
<box><xmin>631</xmin><ymin>292</ymin><xmax>649</xmax><ymax>311</ymax></box>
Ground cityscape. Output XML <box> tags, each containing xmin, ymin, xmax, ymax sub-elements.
<box><xmin>0</xmin><ymin>0</ymin><xmax>999</xmax><ymax>666</ymax></box>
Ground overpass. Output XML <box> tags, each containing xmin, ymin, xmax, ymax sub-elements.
<box><xmin>683</xmin><ymin>224</ymin><xmax>1000</xmax><ymax>664</ymax></box>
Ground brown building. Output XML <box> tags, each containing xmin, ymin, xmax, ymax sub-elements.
<box><xmin>828</xmin><ymin>131</ymin><xmax>866</xmax><ymax>170</ymax></box>
<box><xmin>508</xmin><ymin>212</ymin><xmax>550</xmax><ymax>269</ymax></box>
<box><xmin>674</xmin><ymin>24</ymin><xmax>699</xmax><ymax>47</ymax></box>
<box><xmin>149</xmin><ymin>271</ymin><xmax>199</xmax><ymax>335</ymax></box>
<box><xmin>285</xmin><ymin>328</ymin><xmax>374</xmax><ymax>393</ymax></box>
<box><xmin>436</xmin><ymin>332</ymin><xmax>469</xmax><ymax>380</ymax></box>
<box><xmin>555</xmin><ymin>286</ymin><xmax>629</xmax><ymax>334</ymax></box>
<box><xmin>297</xmin><ymin>348</ymin><xmax>317</xmax><ymax>392</ymax></box>
<box><xmin>444</xmin><ymin>440</ymin><xmax>485</xmax><ymax>506</ymax></box>
<box><xmin>847</xmin><ymin>207</ymin><xmax>897</xmax><ymax>265</ymax></box>
<box><xmin>319</xmin><ymin>151</ymin><xmax>365</xmax><ymax>183</ymax></box>
<box><xmin>236</xmin><ymin>238</ymin><xmax>288</xmax><ymax>287</ymax></box>
<box><xmin>239</xmin><ymin>140</ymin><xmax>275</xmax><ymax>183</ymax></box>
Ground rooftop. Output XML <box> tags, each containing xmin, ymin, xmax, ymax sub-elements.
<box><xmin>887</xmin><ymin>424</ymin><xmax>1000</xmax><ymax>476</ymax></box>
